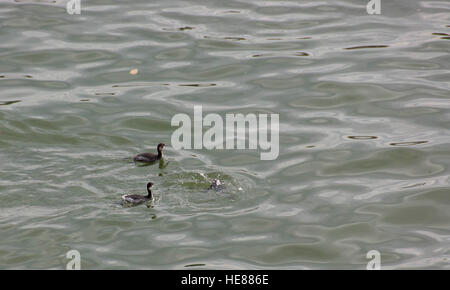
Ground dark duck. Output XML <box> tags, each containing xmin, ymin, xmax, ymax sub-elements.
<box><xmin>134</xmin><ymin>143</ymin><xmax>165</xmax><ymax>163</ymax></box>
<box><xmin>209</xmin><ymin>179</ymin><xmax>225</xmax><ymax>191</ymax></box>
<box><xmin>121</xmin><ymin>182</ymin><xmax>154</xmax><ymax>205</ymax></box>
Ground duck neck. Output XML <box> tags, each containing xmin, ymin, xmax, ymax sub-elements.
<box><xmin>147</xmin><ymin>188</ymin><xmax>153</xmax><ymax>199</ymax></box>
<box><xmin>157</xmin><ymin>148</ymin><xmax>163</xmax><ymax>159</ymax></box>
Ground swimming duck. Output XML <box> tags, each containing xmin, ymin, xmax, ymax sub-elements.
<box><xmin>121</xmin><ymin>182</ymin><xmax>154</xmax><ymax>205</ymax></box>
<box><xmin>134</xmin><ymin>143</ymin><xmax>165</xmax><ymax>163</ymax></box>
<box><xmin>209</xmin><ymin>179</ymin><xmax>225</xmax><ymax>191</ymax></box>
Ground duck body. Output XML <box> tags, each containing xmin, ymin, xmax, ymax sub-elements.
<box><xmin>133</xmin><ymin>152</ymin><xmax>160</xmax><ymax>163</ymax></box>
<box><xmin>134</xmin><ymin>143</ymin><xmax>165</xmax><ymax>163</ymax></box>
<box><xmin>121</xmin><ymin>182</ymin><xmax>154</xmax><ymax>205</ymax></box>
<box><xmin>121</xmin><ymin>194</ymin><xmax>152</xmax><ymax>205</ymax></box>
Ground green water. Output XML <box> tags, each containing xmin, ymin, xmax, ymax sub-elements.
<box><xmin>0</xmin><ymin>0</ymin><xmax>449</xmax><ymax>269</ymax></box>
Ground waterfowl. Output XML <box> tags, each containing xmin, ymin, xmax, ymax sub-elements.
<box><xmin>134</xmin><ymin>143</ymin><xmax>165</xmax><ymax>163</ymax></box>
<box><xmin>209</xmin><ymin>179</ymin><xmax>225</xmax><ymax>191</ymax></box>
<box><xmin>121</xmin><ymin>182</ymin><xmax>154</xmax><ymax>205</ymax></box>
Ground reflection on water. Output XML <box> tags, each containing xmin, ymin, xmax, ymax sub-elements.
<box><xmin>344</xmin><ymin>45</ymin><xmax>389</xmax><ymax>50</ymax></box>
<box><xmin>390</xmin><ymin>141</ymin><xmax>429</xmax><ymax>146</ymax></box>
<box><xmin>347</xmin><ymin>136</ymin><xmax>378</xmax><ymax>140</ymax></box>
<box><xmin>0</xmin><ymin>100</ymin><xmax>22</xmax><ymax>106</ymax></box>
<box><xmin>0</xmin><ymin>0</ymin><xmax>449</xmax><ymax>269</ymax></box>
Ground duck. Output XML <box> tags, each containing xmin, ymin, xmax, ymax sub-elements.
<box><xmin>133</xmin><ymin>143</ymin><xmax>165</xmax><ymax>163</ymax></box>
<box><xmin>209</xmin><ymin>179</ymin><xmax>225</xmax><ymax>191</ymax></box>
<box><xmin>121</xmin><ymin>182</ymin><xmax>154</xmax><ymax>205</ymax></box>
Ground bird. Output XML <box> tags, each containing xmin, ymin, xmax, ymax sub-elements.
<box><xmin>133</xmin><ymin>143</ymin><xmax>165</xmax><ymax>163</ymax></box>
<box><xmin>121</xmin><ymin>182</ymin><xmax>154</xmax><ymax>205</ymax></box>
<box><xmin>208</xmin><ymin>179</ymin><xmax>225</xmax><ymax>191</ymax></box>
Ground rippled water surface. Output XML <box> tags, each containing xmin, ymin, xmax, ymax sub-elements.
<box><xmin>1</xmin><ymin>0</ymin><xmax>449</xmax><ymax>269</ymax></box>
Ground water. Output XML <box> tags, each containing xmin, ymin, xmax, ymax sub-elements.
<box><xmin>0</xmin><ymin>0</ymin><xmax>449</xmax><ymax>269</ymax></box>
